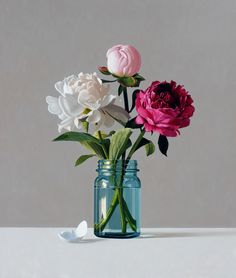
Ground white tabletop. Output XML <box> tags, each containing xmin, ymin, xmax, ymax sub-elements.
<box><xmin>1</xmin><ymin>228</ymin><xmax>236</xmax><ymax>278</ymax></box>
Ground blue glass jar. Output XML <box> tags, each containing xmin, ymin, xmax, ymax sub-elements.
<box><xmin>94</xmin><ymin>160</ymin><xmax>141</xmax><ymax>238</ymax></box>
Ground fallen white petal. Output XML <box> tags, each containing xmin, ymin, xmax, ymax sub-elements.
<box><xmin>75</xmin><ymin>220</ymin><xmax>88</xmax><ymax>238</ymax></box>
<box><xmin>58</xmin><ymin>220</ymin><xmax>88</xmax><ymax>242</ymax></box>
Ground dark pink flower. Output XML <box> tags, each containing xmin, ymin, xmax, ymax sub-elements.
<box><xmin>135</xmin><ymin>81</ymin><xmax>195</xmax><ymax>137</ymax></box>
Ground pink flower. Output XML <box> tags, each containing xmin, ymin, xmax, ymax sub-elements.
<box><xmin>135</xmin><ymin>81</ymin><xmax>195</xmax><ymax>137</ymax></box>
<box><xmin>106</xmin><ymin>44</ymin><xmax>141</xmax><ymax>77</ymax></box>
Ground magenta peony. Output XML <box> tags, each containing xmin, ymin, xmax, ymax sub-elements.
<box><xmin>135</xmin><ymin>81</ymin><xmax>195</xmax><ymax>137</ymax></box>
<box><xmin>106</xmin><ymin>44</ymin><xmax>141</xmax><ymax>77</ymax></box>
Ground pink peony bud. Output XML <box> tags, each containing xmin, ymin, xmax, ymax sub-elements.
<box><xmin>106</xmin><ymin>44</ymin><xmax>141</xmax><ymax>77</ymax></box>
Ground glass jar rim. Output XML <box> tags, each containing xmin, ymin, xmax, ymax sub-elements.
<box><xmin>97</xmin><ymin>159</ymin><xmax>138</xmax><ymax>172</ymax></box>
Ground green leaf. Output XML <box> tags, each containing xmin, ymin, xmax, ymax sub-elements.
<box><xmin>125</xmin><ymin>117</ymin><xmax>143</xmax><ymax>129</ymax></box>
<box><xmin>93</xmin><ymin>130</ymin><xmax>115</xmax><ymax>139</ymax></box>
<box><xmin>134</xmin><ymin>137</ymin><xmax>150</xmax><ymax>151</ymax></box>
<box><xmin>101</xmin><ymin>138</ymin><xmax>110</xmax><ymax>156</ymax></box>
<box><xmin>109</xmin><ymin>128</ymin><xmax>132</xmax><ymax>160</ymax></box>
<box><xmin>101</xmin><ymin>79</ymin><xmax>117</xmax><ymax>83</ymax></box>
<box><xmin>111</xmin><ymin>73</ymin><xmax>121</xmax><ymax>78</ymax></box>
<box><xmin>98</xmin><ymin>66</ymin><xmax>111</xmax><ymax>75</ymax></box>
<box><xmin>53</xmin><ymin>132</ymin><xmax>106</xmax><ymax>158</ymax></box>
<box><xmin>158</xmin><ymin>134</ymin><xmax>169</xmax><ymax>156</ymax></box>
<box><xmin>75</xmin><ymin>154</ymin><xmax>96</xmax><ymax>166</ymax></box>
<box><xmin>118</xmin><ymin>84</ymin><xmax>124</xmax><ymax>96</ymax></box>
<box><xmin>82</xmin><ymin>141</ymin><xmax>106</xmax><ymax>158</ymax></box>
<box><xmin>93</xmin><ymin>131</ymin><xmax>107</xmax><ymax>139</ymax></box>
<box><xmin>145</xmin><ymin>140</ymin><xmax>155</xmax><ymax>156</ymax></box>
<box><xmin>130</xmin><ymin>137</ymin><xmax>155</xmax><ymax>156</ymax></box>
<box><xmin>129</xmin><ymin>90</ymin><xmax>140</xmax><ymax>113</ymax></box>
<box><xmin>134</xmin><ymin>79</ymin><xmax>141</xmax><ymax>87</ymax></box>
<box><xmin>118</xmin><ymin>74</ymin><xmax>145</xmax><ymax>88</ymax></box>
<box><xmin>118</xmin><ymin>77</ymin><xmax>136</xmax><ymax>87</ymax></box>
<box><xmin>53</xmin><ymin>132</ymin><xmax>99</xmax><ymax>144</ymax></box>
<box><xmin>108</xmin><ymin>131</ymin><xmax>116</xmax><ymax>137</ymax></box>
<box><xmin>133</xmin><ymin>73</ymin><xmax>145</xmax><ymax>81</ymax></box>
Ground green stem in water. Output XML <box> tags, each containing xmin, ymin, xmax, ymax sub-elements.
<box><xmin>117</xmin><ymin>159</ymin><xmax>127</xmax><ymax>233</ymax></box>
<box><xmin>94</xmin><ymin>189</ymin><xmax>119</xmax><ymax>232</ymax></box>
<box><xmin>118</xmin><ymin>188</ymin><xmax>126</xmax><ymax>233</ymax></box>
<box><xmin>94</xmin><ymin>159</ymin><xmax>137</xmax><ymax>233</ymax></box>
<box><xmin>127</xmin><ymin>129</ymin><xmax>145</xmax><ymax>160</ymax></box>
<box><xmin>94</xmin><ymin>190</ymin><xmax>137</xmax><ymax>232</ymax></box>
<box><xmin>123</xmin><ymin>201</ymin><xmax>137</xmax><ymax>231</ymax></box>
<box><xmin>95</xmin><ymin>193</ymin><xmax>137</xmax><ymax>232</ymax></box>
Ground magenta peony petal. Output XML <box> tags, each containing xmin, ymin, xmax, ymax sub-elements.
<box><xmin>179</xmin><ymin>118</ymin><xmax>190</xmax><ymax>128</ymax></box>
<box><xmin>135</xmin><ymin>115</ymin><xmax>145</xmax><ymax>124</ymax></box>
<box><xmin>144</xmin><ymin>122</ymin><xmax>155</xmax><ymax>132</ymax></box>
<box><xmin>136</xmin><ymin>97</ymin><xmax>152</xmax><ymax>119</ymax></box>
<box><xmin>135</xmin><ymin>80</ymin><xmax>194</xmax><ymax>137</ymax></box>
<box><xmin>155</xmin><ymin>126</ymin><xmax>179</xmax><ymax>137</ymax></box>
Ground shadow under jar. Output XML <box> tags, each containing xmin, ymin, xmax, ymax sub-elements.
<box><xmin>94</xmin><ymin>160</ymin><xmax>141</xmax><ymax>238</ymax></box>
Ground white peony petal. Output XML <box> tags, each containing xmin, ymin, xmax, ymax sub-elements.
<box><xmin>103</xmin><ymin>104</ymin><xmax>130</xmax><ymax>124</ymax></box>
<box><xmin>46</xmin><ymin>96</ymin><xmax>62</xmax><ymax>115</ymax></box>
<box><xmin>58</xmin><ymin>117</ymin><xmax>74</xmax><ymax>132</ymax></box>
<box><xmin>63</xmin><ymin>82</ymin><xmax>72</xmax><ymax>95</ymax></box>
<box><xmin>74</xmin><ymin>118</ymin><xmax>82</xmax><ymax>129</ymax></box>
<box><xmin>66</xmin><ymin>74</ymin><xmax>77</xmax><ymax>82</ymax></box>
<box><xmin>58</xmin><ymin>112</ymin><xmax>67</xmax><ymax>120</ymax></box>
<box><xmin>58</xmin><ymin>95</ymin><xmax>84</xmax><ymax>117</ymax></box>
<box><xmin>102</xmin><ymin>114</ymin><xmax>115</xmax><ymax>128</ymax></box>
<box><xmin>93</xmin><ymin>120</ymin><xmax>102</xmax><ymax>131</ymax></box>
<box><xmin>100</xmin><ymin>94</ymin><xmax>116</xmax><ymax>108</ymax></box>
<box><xmin>100</xmin><ymin>83</ymin><xmax>110</xmax><ymax>97</ymax></box>
<box><xmin>46</xmin><ymin>96</ymin><xmax>57</xmax><ymax>104</ymax></box>
<box><xmin>55</xmin><ymin>81</ymin><xmax>65</xmax><ymax>96</ymax></box>
<box><xmin>87</xmin><ymin>110</ymin><xmax>102</xmax><ymax>124</ymax></box>
<box><xmin>48</xmin><ymin>72</ymin><xmax>116</xmax><ymax>132</ymax></box>
<box><xmin>78</xmin><ymin>72</ymin><xmax>84</xmax><ymax>78</ymax></box>
<box><xmin>78</xmin><ymin>89</ymin><xmax>100</xmax><ymax>110</ymax></box>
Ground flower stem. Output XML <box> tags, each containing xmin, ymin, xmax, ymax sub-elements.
<box><xmin>123</xmin><ymin>87</ymin><xmax>129</xmax><ymax>113</ymax></box>
<box><xmin>122</xmin><ymin>86</ymin><xmax>129</xmax><ymax>159</ymax></box>
<box><xmin>127</xmin><ymin>129</ymin><xmax>145</xmax><ymax>160</ymax></box>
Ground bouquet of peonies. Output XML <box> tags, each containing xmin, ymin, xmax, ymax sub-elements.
<box><xmin>46</xmin><ymin>44</ymin><xmax>195</xmax><ymax>237</ymax></box>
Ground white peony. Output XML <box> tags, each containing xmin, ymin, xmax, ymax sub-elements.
<box><xmin>46</xmin><ymin>73</ymin><xmax>129</xmax><ymax>132</ymax></box>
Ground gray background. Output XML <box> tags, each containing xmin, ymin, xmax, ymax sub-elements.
<box><xmin>0</xmin><ymin>0</ymin><xmax>236</xmax><ymax>227</ymax></box>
